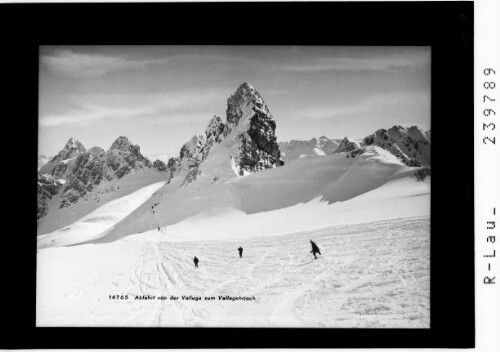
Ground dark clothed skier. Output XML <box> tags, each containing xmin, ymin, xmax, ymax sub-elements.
<box><xmin>193</xmin><ymin>256</ymin><xmax>199</xmax><ymax>268</ymax></box>
<box><xmin>310</xmin><ymin>240</ymin><xmax>321</xmax><ymax>259</ymax></box>
<box><xmin>238</xmin><ymin>246</ymin><xmax>243</xmax><ymax>258</ymax></box>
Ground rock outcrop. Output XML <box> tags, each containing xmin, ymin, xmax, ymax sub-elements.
<box><xmin>39</xmin><ymin>138</ymin><xmax>86</xmax><ymax>177</ymax></box>
<box><xmin>106</xmin><ymin>136</ymin><xmax>152</xmax><ymax>178</ymax></box>
<box><xmin>333</xmin><ymin>126</ymin><xmax>431</xmax><ymax>168</ymax></box>
<box><xmin>335</xmin><ymin>137</ymin><xmax>361</xmax><ymax>153</ymax></box>
<box><xmin>153</xmin><ymin>159</ymin><xmax>167</xmax><ymax>172</ymax></box>
<box><xmin>162</xmin><ymin>82</ymin><xmax>285</xmax><ymax>185</ymax></box>
<box><xmin>227</xmin><ymin>83</ymin><xmax>284</xmax><ymax>175</ymax></box>
<box><xmin>37</xmin><ymin>174</ymin><xmax>65</xmax><ymax>219</ymax></box>
<box><xmin>362</xmin><ymin>126</ymin><xmax>430</xmax><ymax>166</ymax></box>
<box><xmin>205</xmin><ymin>115</ymin><xmax>226</xmax><ymax>150</ymax></box>
<box><xmin>38</xmin><ymin>136</ymin><xmax>164</xmax><ymax>218</ymax></box>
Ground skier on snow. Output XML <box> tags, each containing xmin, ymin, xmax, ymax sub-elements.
<box><xmin>238</xmin><ymin>246</ymin><xmax>243</xmax><ymax>258</ymax></box>
<box><xmin>193</xmin><ymin>256</ymin><xmax>199</xmax><ymax>268</ymax></box>
<box><xmin>310</xmin><ymin>240</ymin><xmax>321</xmax><ymax>259</ymax></box>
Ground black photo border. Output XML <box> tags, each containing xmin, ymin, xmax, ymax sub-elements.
<box><xmin>1</xmin><ymin>1</ymin><xmax>474</xmax><ymax>349</ymax></box>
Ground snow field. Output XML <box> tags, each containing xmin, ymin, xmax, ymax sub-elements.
<box><xmin>94</xmin><ymin>148</ymin><xmax>428</xmax><ymax>244</ymax></box>
<box><xmin>164</xmin><ymin>175</ymin><xmax>429</xmax><ymax>242</ymax></box>
<box><xmin>37</xmin><ymin>217</ymin><xmax>429</xmax><ymax>328</ymax></box>
<box><xmin>36</xmin><ymin>143</ymin><xmax>430</xmax><ymax>328</ymax></box>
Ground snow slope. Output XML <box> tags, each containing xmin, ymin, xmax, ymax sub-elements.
<box><xmin>37</xmin><ymin>181</ymin><xmax>166</xmax><ymax>249</ymax></box>
<box><xmin>37</xmin><ymin>217</ymin><xmax>429</xmax><ymax>327</ymax></box>
<box><xmin>37</xmin><ymin>169</ymin><xmax>167</xmax><ymax>236</ymax></box>
<box><xmin>88</xmin><ymin>146</ymin><xmax>427</xmax><ymax>244</ymax></box>
<box><xmin>164</xmin><ymin>175</ymin><xmax>429</xmax><ymax>242</ymax></box>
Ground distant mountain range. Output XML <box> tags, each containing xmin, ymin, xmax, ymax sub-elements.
<box><xmin>37</xmin><ymin>136</ymin><xmax>168</xmax><ymax>230</ymax></box>
<box><xmin>279</xmin><ymin>126</ymin><xmax>430</xmax><ymax>166</ymax></box>
<box><xmin>279</xmin><ymin>137</ymin><xmax>343</xmax><ymax>161</ymax></box>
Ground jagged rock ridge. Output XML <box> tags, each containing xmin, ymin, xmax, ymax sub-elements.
<box><xmin>334</xmin><ymin>137</ymin><xmax>363</xmax><ymax>158</ymax></box>
<box><xmin>361</xmin><ymin>126</ymin><xmax>430</xmax><ymax>166</ymax></box>
<box><xmin>333</xmin><ymin>126</ymin><xmax>431</xmax><ymax>180</ymax></box>
<box><xmin>39</xmin><ymin>138</ymin><xmax>87</xmax><ymax>177</ymax></box>
<box><xmin>37</xmin><ymin>136</ymin><xmax>162</xmax><ymax>220</ymax></box>
<box><xmin>164</xmin><ymin>82</ymin><xmax>284</xmax><ymax>186</ymax></box>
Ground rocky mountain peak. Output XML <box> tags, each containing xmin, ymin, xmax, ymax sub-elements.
<box><xmin>58</xmin><ymin>138</ymin><xmax>86</xmax><ymax>159</ymax></box>
<box><xmin>105</xmin><ymin>136</ymin><xmax>152</xmax><ymax>178</ymax></box>
<box><xmin>335</xmin><ymin>137</ymin><xmax>361</xmax><ymax>153</ymax></box>
<box><xmin>180</xmin><ymin>135</ymin><xmax>205</xmax><ymax>159</ymax></box>
<box><xmin>38</xmin><ymin>135</ymin><xmax>163</xmax><ymax>221</ymax></box>
<box><xmin>63</xmin><ymin>138</ymin><xmax>85</xmax><ymax>151</ymax></box>
<box><xmin>109</xmin><ymin>136</ymin><xmax>132</xmax><ymax>151</ymax></box>
<box><xmin>228</xmin><ymin>83</ymin><xmax>283</xmax><ymax>175</ymax></box>
<box><xmin>238</xmin><ymin>81</ymin><xmax>255</xmax><ymax>91</ymax></box>
<box><xmin>205</xmin><ymin>115</ymin><xmax>225</xmax><ymax>138</ymax></box>
<box><xmin>226</xmin><ymin>82</ymin><xmax>270</xmax><ymax>127</ymax></box>
<box><xmin>233</xmin><ymin>82</ymin><xmax>259</xmax><ymax>102</ymax></box>
<box><xmin>361</xmin><ymin>125</ymin><xmax>430</xmax><ymax>166</ymax></box>
<box><xmin>39</xmin><ymin>138</ymin><xmax>86</xmax><ymax>175</ymax></box>
<box><xmin>389</xmin><ymin>125</ymin><xmax>429</xmax><ymax>144</ymax></box>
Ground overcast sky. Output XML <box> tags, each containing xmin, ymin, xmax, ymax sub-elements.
<box><xmin>39</xmin><ymin>45</ymin><xmax>430</xmax><ymax>158</ymax></box>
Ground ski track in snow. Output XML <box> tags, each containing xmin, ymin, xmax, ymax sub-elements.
<box><xmin>37</xmin><ymin>217</ymin><xmax>430</xmax><ymax>328</ymax></box>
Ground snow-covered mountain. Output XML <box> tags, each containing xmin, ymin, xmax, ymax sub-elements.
<box><xmin>161</xmin><ymin>82</ymin><xmax>285</xmax><ymax>187</ymax></box>
<box><xmin>37</xmin><ymin>83</ymin><xmax>286</xmax><ymax>233</ymax></box>
<box><xmin>279</xmin><ymin>126</ymin><xmax>431</xmax><ymax>167</ymax></box>
<box><xmin>333</xmin><ymin>125</ymin><xmax>431</xmax><ymax>168</ymax></box>
<box><xmin>37</xmin><ymin>136</ymin><xmax>168</xmax><ymax>234</ymax></box>
<box><xmin>279</xmin><ymin>136</ymin><xmax>342</xmax><ymax>161</ymax></box>
<box><xmin>38</xmin><ymin>143</ymin><xmax>430</xmax><ymax>248</ymax></box>
<box><xmin>38</xmin><ymin>83</ymin><xmax>432</xmax><ymax>242</ymax></box>
<box><xmin>39</xmin><ymin>138</ymin><xmax>86</xmax><ymax>176</ymax></box>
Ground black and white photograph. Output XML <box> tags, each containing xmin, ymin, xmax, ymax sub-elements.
<box><xmin>0</xmin><ymin>0</ymin><xmax>478</xmax><ymax>349</ymax></box>
<box><xmin>36</xmin><ymin>45</ymin><xmax>431</xmax><ymax>328</ymax></box>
